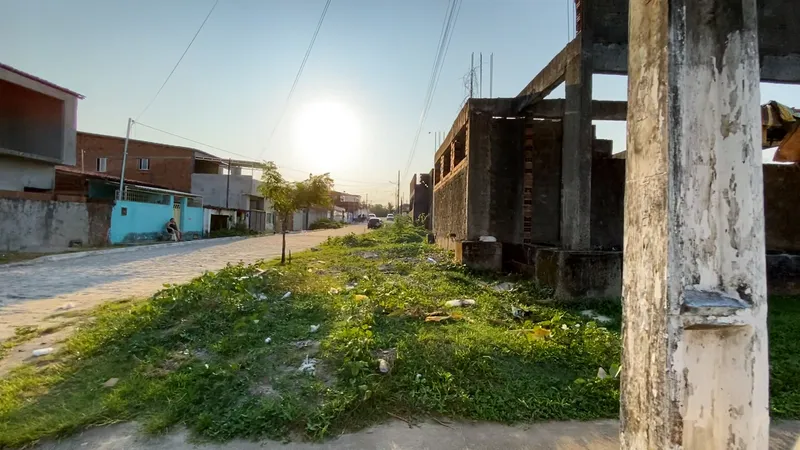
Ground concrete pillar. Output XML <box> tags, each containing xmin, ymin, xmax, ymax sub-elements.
<box><xmin>179</xmin><ymin>197</ymin><xmax>188</xmax><ymax>230</ymax></box>
<box><xmin>621</xmin><ymin>0</ymin><xmax>768</xmax><ymax>449</ymax></box>
<box><xmin>560</xmin><ymin>15</ymin><xmax>593</xmax><ymax>250</ymax></box>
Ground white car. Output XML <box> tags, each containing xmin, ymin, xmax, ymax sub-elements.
<box><xmin>368</xmin><ymin>213</ymin><xmax>377</xmax><ymax>219</ymax></box>
<box><xmin>386</xmin><ymin>214</ymin><xmax>394</xmax><ymax>221</ymax></box>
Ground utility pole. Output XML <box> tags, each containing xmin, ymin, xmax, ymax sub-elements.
<box><xmin>469</xmin><ymin>53</ymin><xmax>474</xmax><ymax>98</ymax></box>
<box><xmin>489</xmin><ymin>53</ymin><xmax>494</xmax><ymax>98</ymax></box>
<box><xmin>396</xmin><ymin>170</ymin><xmax>400</xmax><ymax>214</ymax></box>
<box><xmin>225</xmin><ymin>159</ymin><xmax>231</xmax><ymax>208</ymax></box>
<box><xmin>118</xmin><ymin>118</ymin><xmax>133</xmax><ymax>201</ymax></box>
<box><xmin>81</xmin><ymin>149</ymin><xmax>85</xmax><ymax>172</ymax></box>
<box><xmin>479</xmin><ymin>52</ymin><xmax>483</xmax><ymax>98</ymax></box>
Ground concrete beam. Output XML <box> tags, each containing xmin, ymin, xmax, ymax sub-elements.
<box><xmin>621</xmin><ymin>0</ymin><xmax>768</xmax><ymax>448</ymax></box>
<box><xmin>526</xmin><ymin>99</ymin><xmax>627</xmax><ymax>121</ymax></box>
<box><xmin>516</xmin><ymin>37</ymin><xmax>582</xmax><ymax>110</ymax></box>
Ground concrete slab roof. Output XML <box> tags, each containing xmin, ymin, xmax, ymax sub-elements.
<box><xmin>0</xmin><ymin>62</ymin><xmax>85</xmax><ymax>99</ymax></box>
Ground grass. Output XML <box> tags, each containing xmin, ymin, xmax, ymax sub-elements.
<box><xmin>0</xmin><ymin>217</ymin><xmax>798</xmax><ymax>447</ymax></box>
<box><xmin>0</xmin><ymin>252</ymin><xmax>50</xmax><ymax>265</ymax></box>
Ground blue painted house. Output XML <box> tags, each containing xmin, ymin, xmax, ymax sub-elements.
<box><xmin>55</xmin><ymin>166</ymin><xmax>204</xmax><ymax>244</ymax></box>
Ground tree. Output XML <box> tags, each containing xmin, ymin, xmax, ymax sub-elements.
<box><xmin>370</xmin><ymin>203</ymin><xmax>390</xmax><ymax>217</ymax></box>
<box><xmin>259</xmin><ymin>162</ymin><xmax>333</xmax><ymax>264</ymax></box>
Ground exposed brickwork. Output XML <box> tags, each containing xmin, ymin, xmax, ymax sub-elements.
<box><xmin>76</xmin><ymin>132</ymin><xmax>198</xmax><ymax>192</ymax></box>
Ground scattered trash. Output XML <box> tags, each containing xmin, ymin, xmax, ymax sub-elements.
<box><xmin>611</xmin><ymin>363</ymin><xmax>622</xmax><ymax>378</ymax></box>
<box><xmin>310</xmin><ymin>247</ymin><xmax>320</xmax><ymax>252</ymax></box>
<box><xmin>309</xmin><ymin>324</ymin><xmax>320</xmax><ymax>333</ymax></box>
<box><xmin>264</xmin><ymin>337</ymin><xmax>272</xmax><ymax>344</ymax></box>
<box><xmin>282</xmin><ymin>292</ymin><xmax>292</xmax><ymax>299</ymax></box>
<box><xmin>445</xmin><ymin>299</ymin><xmax>476</xmax><ymax>307</ymax></box>
<box><xmin>102</xmin><ymin>378</ymin><xmax>119</xmax><ymax>388</ymax></box>
<box><xmin>362</xmin><ymin>275</ymin><xmax>369</xmax><ymax>280</ymax></box>
<box><xmin>345</xmin><ymin>283</ymin><xmax>357</xmax><ymax>291</ymax></box>
<box><xmin>580</xmin><ymin>310</ymin><xmax>613</xmax><ymax>324</ymax></box>
<box><xmin>56</xmin><ymin>302</ymin><xmax>75</xmax><ymax>311</ymax></box>
<box><xmin>597</xmin><ymin>367</ymin><xmax>608</xmax><ymax>379</ymax></box>
<box><xmin>328</xmin><ymin>287</ymin><xmax>340</xmax><ymax>295</ymax></box>
<box><xmin>362</xmin><ymin>252</ymin><xmax>380</xmax><ymax>259</ymax></box>
<box><xmin>378</xmin><ymin>359</ymin><xmax>390</xmax><ymax>373</ymax></box>
<box><xmin>254</xmin><ymin>293</ymin><xmax>268</xmax><ymax>301</ymax></box>
<box><xmin>479</xmin><ymin>235</ymin><xmax>497</xmax><ymax>242</ymax></box>
<box><xmin>493</xmin><ymin>282</ymin><xmax>517</xmax><ymax>292</ymax></box>
<box><xmin>253</xmin><ymin>319</ymin><xmax>260</xmax><ymax>324</ymax></box>
<box><xmin>354</xmin><ymin>294</ymin><xmax>369</xmax><ymax>302</ymax></box>
<box><xmin>561</xmin><ymin>324</ymin><xmax>569</xmax><ymax>330</ymax></box>
<box><xmin>426</xmin><ymin>257</ymin><xmax>437</xmax><ymax>264</ymax></box>
<box><xmin>32</xmin><ymin>348</ymin><xmax>53</xmax><ymax>357</ymax></box>
<box><xmin>511</xmin><ymin>305</ymin><xmax>530</xmax><ymax>319</ymax></box>
<box><xmin>298</xmin><ymin>356</ymin><xmax>319</xmax><ymax>375</ymax></box>
<box><xmin>416</xmin><ymin>373</ymin><xmax>422</xmax><ymax>381</ymax></box>
<box><xmin>293</xmin><ymin>340</ymin><xmax>317</xmax><ymax>349</ymax></box>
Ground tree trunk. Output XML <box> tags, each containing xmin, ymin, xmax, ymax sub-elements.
<box><xmin>281</xmin><ymin>215</ymin><xmax>288</xmax><ymax>264</ymax></box>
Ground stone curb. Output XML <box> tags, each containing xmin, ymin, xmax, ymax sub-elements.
<box><xmin>1</xmin><ymin>236</ymin><xmax>247</xmax><ymax>269</ymax></box>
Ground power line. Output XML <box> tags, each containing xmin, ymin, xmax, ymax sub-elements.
<box><xmin>134</xmin><ymin>121</ymin><xmax>259</xmax><ymax>162</ymax></box>
<box><xmin>401</xmin><ymin>0</ymin><xmax>462</xmax><ymax>180</ymax></box>
<box><xmin>135</xmin><ymin>122</ymin><xmax>385</xmax><ymax>186</ymax></box>
<box><xmin>260</xmin><ymin>0</ymin><xmax>332</xmax><ymax>158</ymax></box>
<box><xmin>136</xmin><ymin>0</ymin><xmax>220</xmax><ymax>121</ymax></box>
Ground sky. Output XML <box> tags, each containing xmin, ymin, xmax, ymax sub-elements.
<box><xmin>2</xmin><ymin>0</ymin><xmax>799</xmax><ymax>204</ymax></box>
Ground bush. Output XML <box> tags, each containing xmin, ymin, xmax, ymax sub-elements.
<box><xmin>309</xmin><ymin>218</ymin><xmax>345</xmax><ymax>230</ymax></box>
<box><xmin>209</xmin><ymin>222</ymin><xmax>260</xmax><ymax>239</ymax></box>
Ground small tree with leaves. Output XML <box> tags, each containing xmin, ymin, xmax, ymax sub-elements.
<box><xmin>259</xmin><ymin>162</ymin><xmax>333</xmax><ymax>264</ymax></box>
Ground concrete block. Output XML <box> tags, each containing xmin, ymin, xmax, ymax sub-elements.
<box><xmin>534</xmin><ymin>248</ymin><xmax>622</xmax><ymax>300</ymax></box>
<box><xmin>456</xmin><ymin>241</ymin><xmax>502</xmax><ymax>272</ymax></box>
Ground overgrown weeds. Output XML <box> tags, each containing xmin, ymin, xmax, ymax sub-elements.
<box><xmin>1</xmin><ymin>219</ymin><xmax>797</xmax><ymax>447</ymax></box>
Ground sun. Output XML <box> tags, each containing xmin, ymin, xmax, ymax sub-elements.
<box><xmin>292</xmin><ymin>101</ymin><xmax>361</xmax><ymax>172</ymax></box>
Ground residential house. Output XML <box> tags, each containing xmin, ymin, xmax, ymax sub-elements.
<box><xmin>76</xmin><ymin>132</ymin><xmax>273</xmax><ymax>235</ymax></box>
<box><xmin>0</xmin><ymin>63</ymin><xmax>82</xmax><ymax>192</ymax></box>
<box><xmin>55</xmin><ymin>165</ymin><xmax>204</xmax><ymax>244</ymax></box>
<box><xmin>0</xmin><ymin>63</ymin><xmax>90</xmax><ymax>251</ymax></box>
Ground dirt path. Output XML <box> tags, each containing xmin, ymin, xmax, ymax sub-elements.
<box><xmin>29</xmin><ymin>419</ymin><xmax>800</xmax><ymax>450</ymax></box>
<box><xmin>0</xmin><ymin>226</ymin><xmax>366</xmax><ymax>371</ymax></box>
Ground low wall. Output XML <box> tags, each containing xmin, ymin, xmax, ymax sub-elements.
<box><xmin>0</xmin><ymin>193</ymin><xmax>111</xmax><ymax>251</ymax></box>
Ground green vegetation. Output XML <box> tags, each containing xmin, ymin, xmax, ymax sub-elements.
<box><xmin>1</xmin><ymin>217</ymin><xmax>798</xmax><ymax>447</ymax></box>
<box><xmin>259</xmin><ymin>161</ymin><xmax>333</xmax><ymax>264</ymax></box>
<box><xmin>208</xmin><ymin>222</ymin><xmax>261</xmax><ymax>239</ymax></box>
<box><xmin>309</xmin><ymin>218</ymin><xmax>345</xmax><ymax>230</ymax></box>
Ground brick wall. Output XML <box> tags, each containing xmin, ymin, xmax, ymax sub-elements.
<box><xmin>764</xmin><ymin>164</ymin><xmax>800</xmax><ymax>252</ymax></box>
<box><xmin>524</xmin><ymin>119</ymin><xmax>563</xmax><ymax>246</ymax></box>
<box><xmin>76</xmin><ymin>132</ymin><xmax>195</xmax><ymax>192</ymax></box>
<box><xmin>433</xmin><ymin>165</ymin><xmax>468</xmax><ymax>250</ymax></box>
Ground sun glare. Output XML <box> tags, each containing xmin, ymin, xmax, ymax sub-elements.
<box><xmin>292</xmin><ymin>101</ymin><xmax>361</xmax><ymax>172</ymax></box>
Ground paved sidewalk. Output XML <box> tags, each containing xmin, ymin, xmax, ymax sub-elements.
<box><xmin>32</xmin><ymin>419</ymin><xmax>800</xmax><ymax>450</ymax></box>
<box><xmin>0</xmin><ymin>225</ymin><xmax>366</xmax><ymax>340</ymax></box>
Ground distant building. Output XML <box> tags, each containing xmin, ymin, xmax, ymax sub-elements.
<box><xmin>0</xmin><ymin>63</ymin><xmax>83</xmax><ymax>192</ymax></box>
<box><xmin>409</xmin><ymin>172</ymin><xmax>432</xmax><ymax>229</ymax></box>
<box><xmin>76</xmin><ymin>132</ymin><xmax>273</xmax><ymax>234</ymax></box>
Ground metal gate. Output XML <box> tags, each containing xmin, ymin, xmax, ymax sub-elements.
<box><xmin>249</xmin><ymin>210</ymin><xmax>266</xmax><ymax>233</ymax></box>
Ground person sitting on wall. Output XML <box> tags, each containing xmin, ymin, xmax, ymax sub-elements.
<box><xmin>166</xmin><ymin>218</ymin><xmax>182</xmax><ymax>241</ymax></box>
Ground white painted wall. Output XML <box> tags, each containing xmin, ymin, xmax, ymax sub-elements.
<box><xmin>0</xmin><ymin>155</ymin><xmax>56</xmax><ymax>191</ymax></box>
<box><xmin>0</xmin><ymin>197</ymin><xmax>89</xmax><ymax>251</ymax></box>
<box><xmin>191</xmin><ymin>173</ymin><xmax>263</xmax><ymax>210</ymax></box>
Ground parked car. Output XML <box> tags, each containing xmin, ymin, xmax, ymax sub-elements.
<box><xmin>369</xmin><ymin>213</ymin><xmax>377</xmax><ymax>219</ymax></box>
<box><xmin>386</xmin><ymin>214</ymin><xmax>394</xmax><ymax>221</ymax></box>
<box><xmin>367</xmin><ymin>217</ymin><xmax>383</xmax><ymax>229</ymax></box>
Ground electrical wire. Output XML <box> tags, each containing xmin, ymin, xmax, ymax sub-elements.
<box><xmin>260</xmin><ymin>0</ymin><xmax>332</xmax><ymax>157</ymax></box>
<box><xmin>136</xmin><ymin>0</ymin><xmax>220</xmax><ymax>121</ymax></box>
<box><xmin>401</xmin><ymin>0</ymin><xmax>462</xmax><ymax>180</ymax></box>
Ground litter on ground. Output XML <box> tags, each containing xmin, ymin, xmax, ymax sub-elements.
<box><xmin>445</xmin><ymin>299</ymin><xmax>476</xmax><ymax>307</ymax></box>
<box><xmin>32</xmin><ymin>348</ymin><xmax>54</xmax><ymax>357</ymax></box>
<box><xmin>282</xmin><ymin>292</ymin><xmax>292</xmax><ymax>299</ymax></box>
<box><xmin>298</xmin><ymin>356</ymin><xmax>319</xmax><ymax>375</ymax></box>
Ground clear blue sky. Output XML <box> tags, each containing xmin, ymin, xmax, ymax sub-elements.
<box><xmin>2</xmin><ymin>1</ymin><xmax>798</xmax><ymax>204</ymax></box>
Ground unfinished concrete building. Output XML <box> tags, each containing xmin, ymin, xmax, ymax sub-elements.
<box><xmin>432</xmin><ymin>0</ymin><xmax>800</xmax><ymax>301</ymax></box>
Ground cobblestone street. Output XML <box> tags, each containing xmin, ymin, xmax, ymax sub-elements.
<box><xmin>0</xmin><ymin>226</ymin><xmax>366</xmax><ymax>340</ymax></box>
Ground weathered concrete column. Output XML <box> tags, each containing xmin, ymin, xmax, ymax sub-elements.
<box><xmin>622</xmin><ymin>0</ymin><xmax>768</xmax><ymax>449</ymax></box>
<box><xmin>560</xmin><ymin>19</ymin><xmax>593</xmax><ymax>250</ymax></box>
